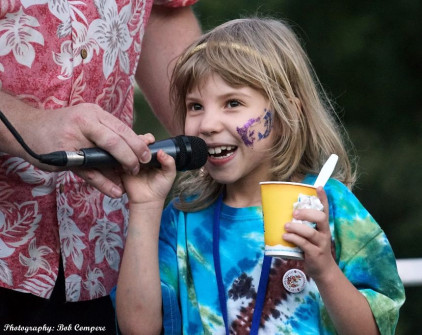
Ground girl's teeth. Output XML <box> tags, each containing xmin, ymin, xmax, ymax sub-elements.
<box><xmin>208</xmin><ymin>145</ymin><xmax>236</xmax><ymax>157</ymax></box>
<box><xmin>208</xmin><ymin>145</ymin><xmax>234</xmax><ymax>154</ymax></box>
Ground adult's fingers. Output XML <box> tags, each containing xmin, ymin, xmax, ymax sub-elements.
<box><xmin>75</xmin><ymin>168</ymin><xmax>124</xmax><ymax>198</ymax></box>
<box><xmin>77</xmin><ymin>107</ymin><xmax>152</xmax><ymax>175</ymax></box>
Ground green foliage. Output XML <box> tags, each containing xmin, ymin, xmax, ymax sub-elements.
<box><xmin>134</xmin><ymin>1</ymin><xmax>422</xmax><ymax>333</ymax></box>
<box><xmin>133</xmin><ymin>90</ymin><xmax>169</xmax><ymax>139</ymax></box>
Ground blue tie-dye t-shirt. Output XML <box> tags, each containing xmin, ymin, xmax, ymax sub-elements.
<box><xmin>143</xmin><ymin>176</ymin><xmax>404</xmax><ymax>334</ymax></box>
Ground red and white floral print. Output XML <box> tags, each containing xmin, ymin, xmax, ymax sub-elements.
<box><xmin>0</xmin><ymin>0</ymin><xmax>196</xmax><ymax>302</ymax></box>
<box><xmin>0</xmin><ymin>7</ymin><xmax>44</xmax><ymax>68</ymax></box>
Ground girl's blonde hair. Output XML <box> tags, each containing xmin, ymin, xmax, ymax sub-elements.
<box><xmin>170</xmin><ymin>17</ymin><xmax>356</xmax><ymax>212</ymax></box>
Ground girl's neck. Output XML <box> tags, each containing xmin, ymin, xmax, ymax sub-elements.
<box><xmin>224</xmin><ymin>183</ymin><xmax>262</xmax><ymax>208</ymax></box>
<box><xmin>222</xmin><ymin>173</ymin><xmax>306</xmax><ymax>208</ymax></box>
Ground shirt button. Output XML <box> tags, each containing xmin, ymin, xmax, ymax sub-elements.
<box><xmin>80</xmin><ymin>49</ymin><xmax>88</xmax><ymax>59</ymax></box>
<box><xmin>59</xmin><ymin>184</ymin><xmax>65</xmax><ymax>193</ymax></box>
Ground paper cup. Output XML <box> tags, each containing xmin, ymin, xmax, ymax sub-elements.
<box><xmin>260</xmin><ymin>181</ymin><xmax>317</xmax><ymax>259</ymax></box>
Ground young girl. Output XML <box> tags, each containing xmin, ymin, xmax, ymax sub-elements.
<box><xmin>115</xmin><ymin>18</ymin><xmax>405</xmax><ymax>335</ymax></box>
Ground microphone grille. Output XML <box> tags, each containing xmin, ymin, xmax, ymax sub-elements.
<box><xmin>177</xmin><ymin>136</ymin><xmax>208</xmax><ymax>171</ymax></box>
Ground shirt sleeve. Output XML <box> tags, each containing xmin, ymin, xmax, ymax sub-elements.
<box><xmin>159</xmin><ymin>202</ymin><xmax>182</xmax><ymax>334</ymax></box>
<box><xmin>153</xmin><ymin>0</ymin><xmax>198</xmax><ymax>7</ymax></box>
<box><xmin>326</xmin><ymin>179</ymin><xmax>405</xmax><ymax>335</ymax></box>
<box><xmin>108</xmin><ymin>286</ymin><xmax>121</xmax><ymax>334</ymax></box>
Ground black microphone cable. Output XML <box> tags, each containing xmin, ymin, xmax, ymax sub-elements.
<box><xmin>0</xmin><ymin>109</ymin><xmax>43</xmax><ymax>162</ymax></box>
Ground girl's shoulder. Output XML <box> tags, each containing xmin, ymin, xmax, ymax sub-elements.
<box><xmin>163</xmin><ymin>196</ymin><xmax>214</xmax><ymax>217</ymax></box>
<box><xmin>324</xmin><ymin>177</ymin><xmax>353</xmax><ymax>198</ymax></box>
<box><xmin>303</xmin><ymin>174</ymin><xmax>365</xmax><ymax>214</ymax></box>
<box><xmin>303</xmin><ymin>174</ymin><xmax>352</xmax><ymax>197</ymax></box>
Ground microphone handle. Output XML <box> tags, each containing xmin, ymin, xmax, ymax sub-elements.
<box><xmin>80</xmin><ymin>148</ymin><xmax>119</xmax><ymax>167</ymax></box>
<box><xmin>39</xmin><ymin>137</ymin><xmax>183</xmax><ymax>168</ymax></box>
<box><xmin>79</xmin><ymin>138</ymin><xmax>181</xmax><ymax>168</ymax></box>
<box><xmin>147</xmin><ymin>138</ymin><xmax>179</xmax><ymax>168</ymax></box>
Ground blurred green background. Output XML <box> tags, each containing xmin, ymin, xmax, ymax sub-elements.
<box><xmin>133</xmin><ymin>1</ymin><xmax>421</xmax><ymax>334</ymax></box>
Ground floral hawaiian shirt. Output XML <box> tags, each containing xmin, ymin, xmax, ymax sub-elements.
<box><xmin>0</xmin><ymin>0</ymin><xmax>196</xmax><ymax>302</ymax></box>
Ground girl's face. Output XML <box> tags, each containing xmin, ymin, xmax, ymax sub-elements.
<box><xmin>184</xmin><ymin>73</ymin><xmax>276</xmax><ymax>188</ymax></box>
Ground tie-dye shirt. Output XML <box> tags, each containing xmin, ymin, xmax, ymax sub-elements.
<box><xmin>158</xmin><ymin>176</ymin><xmax>405</xmax><ymax>334</ymax></box>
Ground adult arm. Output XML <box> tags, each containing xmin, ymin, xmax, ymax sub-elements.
<box><xmin>0</xmin><ymin>90</ymin><xmax>151</xmax><ymax>198</ymax></box>
<box><xmin>135</xmin><ymin>5</ymin><xmax>201</xmax><ymax>135</ymax></box>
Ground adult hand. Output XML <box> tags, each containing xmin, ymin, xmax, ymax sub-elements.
<box><xmin>0</xmin><ymin>93</ymin><xmax>151</xmax><ymax>198</ymax></box>
<box><xmin>52</xmin><ymin>104</ymin><xmax>153</xmax><ymax>198</ymax></box>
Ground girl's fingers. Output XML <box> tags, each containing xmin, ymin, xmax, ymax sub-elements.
<box><xmin>316</xmin><ymin>186</ymin><xmax>329</xmax><ymax>215</ymax></box>
<box><xmin>285</xmin><ymin>222</ymin><xmax>318</xmax><ymax>241</ymax></box>
<box><xmin>291</xmin><ymin>187</ymin><xmax>330</xmax><ymax>233</ymax></box>
<box><xmin>283</xmin><ymin>229</ymin><xmax>317</xmax><ymax>253</ymax></box>
<box><xmin>292</xmin><ymin>209</ymin><xmax>328</xmax><ymax>235</ymax></box>
<box><xmin>157</xmin><ymin>149</ymin><xmax>176</xmax><ymax>171</ymax></box>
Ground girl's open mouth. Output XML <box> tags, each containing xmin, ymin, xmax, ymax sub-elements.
<box><xmin>208</xmin><ymin>145</ymin><xmax>237</xmax><ymax>159</ymax></box>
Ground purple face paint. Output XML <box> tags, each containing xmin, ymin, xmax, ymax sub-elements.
<box><xmin>236</xmin><ymin>116</ymin><xmax>260</xmax><ymax>146</ymax></box>
<box><xmin>236</xmin><ymin>109</ymin><xmax>274</xmax><ymax>147</ymax></box>
<box><xmin>257</xmin><ymin>109</ymin><xmax>273</xmax><ymax>140</ymax></box>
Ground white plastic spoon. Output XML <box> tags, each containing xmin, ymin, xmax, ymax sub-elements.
<box><xmin>313</xmin><ymin>154</ymin><xmax>339</xmax><ymax>188</ymax></box>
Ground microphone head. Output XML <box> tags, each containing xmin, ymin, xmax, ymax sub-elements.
<box><xmin>174</xmin><ymin>136</ymin><xmax>208</xmax><ymax>171</ymax></box>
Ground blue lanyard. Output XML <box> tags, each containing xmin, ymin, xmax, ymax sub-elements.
<box><xmin>213</xmin><ymin>194</ymin><xmax>272</xmax><ymax>335</ymax></box>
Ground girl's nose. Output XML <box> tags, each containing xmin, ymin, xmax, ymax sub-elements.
<box><xmin>198</xmin><ymin>111</ymin><xmax>223</xmax><ymax>136</ymax></box>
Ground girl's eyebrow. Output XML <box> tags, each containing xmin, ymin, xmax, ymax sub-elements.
<box><xmin>186</xmin><ymin>90</ymin><xmax>254</xmax><ymax>101</ymax></box>
<box><xmin>219</xmin><ymin>91</ymin><xmax>253</xmax><ymax>99</ymax></box>
<box><xmin>185</xmin><ymin>95</ymin><xmax>198</xmax><ymax>101</ymax></box>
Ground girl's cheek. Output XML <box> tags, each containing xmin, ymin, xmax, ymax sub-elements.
<box><xmin>236</xmin><ymin>116</ymin><xmax>260</xmax><ymax>146</ymax></box>
<box><xmin>236</xmin><ymin>109</ymin><xmax>274</xmax><ymax>147</ymax></box>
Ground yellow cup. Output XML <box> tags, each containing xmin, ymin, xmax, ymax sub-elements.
<box><xmin>260</xmin><ymin>181</ymin><xmax>317</xmax><ymax>259</ymax></box>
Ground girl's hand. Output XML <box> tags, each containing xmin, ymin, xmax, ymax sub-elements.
<box><xmin>283</xmin><ymin>187</ymin><xmax>337</xmax><ymax>280</ymax></box>
<box><xmin>122</xmin><ymin>141</ymin><xmax>177</xmax><ymax>206</ymax></box>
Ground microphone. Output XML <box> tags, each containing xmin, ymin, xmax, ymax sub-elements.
<box><xmin>38</xmin><ymin>136</ymin><xmax>208</xmax><ymax>171</ymax></box>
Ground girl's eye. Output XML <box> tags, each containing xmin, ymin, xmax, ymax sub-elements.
<box><xmin>226</xmin><ymin>100</ymin><xmax>241</xmax><ymax>108</ymax></box>
<box><xmin>187</xmin><ymin>103</ymin><xmax>203</xmax><ymax>111</ymax></box>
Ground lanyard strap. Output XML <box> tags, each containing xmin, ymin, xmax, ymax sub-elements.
<box><xmin>250</xmin><ymin>255</ymin><xmax>271</xmax><ymax>334</ymax></box>
<box><xmin>213</xmin><ymin>194</ymin><xmax>229</xmax><ymax>335</ymax></box>
<box><xmin>213</xmin><ymin>194</ymin><xmax>272</xmax><ymax>335</ymax></box>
